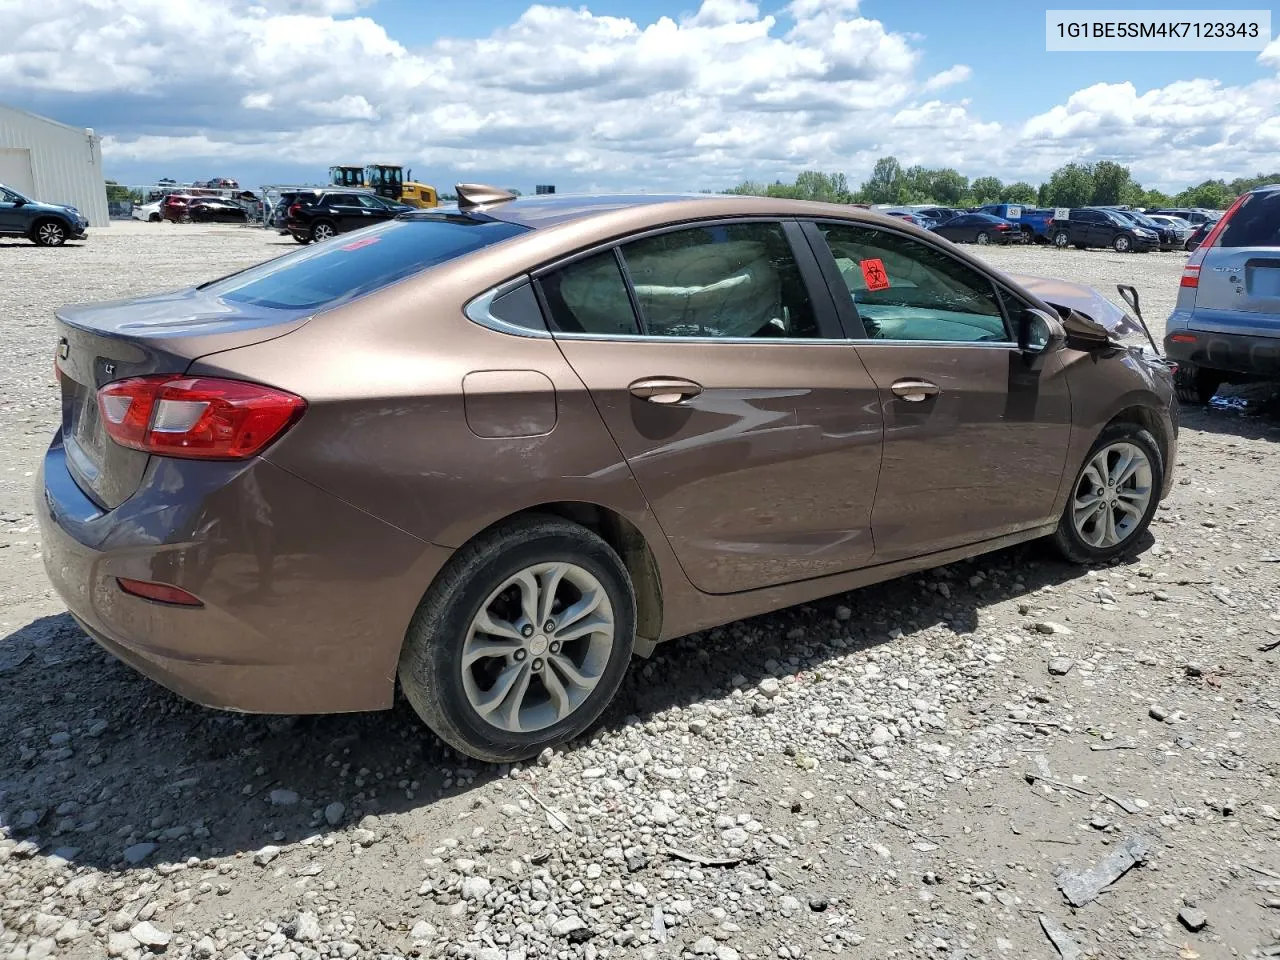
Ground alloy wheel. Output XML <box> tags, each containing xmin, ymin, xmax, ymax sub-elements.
<box><xmin>1071</xmin><ymin>442</ymin><xmax>1153</xmax><ymax>548</ymax></box>
<box><xmin>1115</xmin><ymin>235</ymin><xmax>1131</xmax><ymax>252</ymax></box>
<box><xmin>1053</xmin><ymin>231</ymin><xmax>1069</xmax><ymax>248</ymax></box>
<box><xmin>37</xmin><ymin>223</ymin><xmax>65</xmax><ymax>245</ymax></box>
<box><xmin>461</xmin><ymin>562</ymin><xmax>615</xmax><ymax>734</ymax></box>
<box><xmin>312</xmin><ymin>223</ymin><xmax>335</xmax><ymax>242</ymax></box>
<box><xmin>976</xmin><ymin>232</ymin><xmax>990</xmax><ymax>245</ymax></box>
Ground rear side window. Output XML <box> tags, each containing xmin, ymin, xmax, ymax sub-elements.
<box><xmin>202</xmin><ymin>217</ymin><xmax>529</xmax><ymax>310</ymax></box>
<box><xmin>539</xmin><ymin>251</ymin><xmax>641</xmax><ymax>335</ymax></box>
<box><xmin>1218</xmin><ymin>192</ymin><xmax>1280</xmax><ymax>248</ymax></box>
<box><xmin>620</xmin><ymin>222</ymin><xmax>819</xmax><ymax>339</ymax></box>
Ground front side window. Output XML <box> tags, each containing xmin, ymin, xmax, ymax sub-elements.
<box><xmin>618</xmin><ymin>222</ymin><xmax>818</xmax><ymax>339</ymax></box>
<box><xmin>816</xmin><ymin>222</ymin><xmax>1009</xmax><ymax>343</ymax></box>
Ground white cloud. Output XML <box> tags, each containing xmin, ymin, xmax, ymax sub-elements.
<box><xmin>2</xmin><ymin>0</ymin><xmax>1277</xmax><ymax>192</ymax></box>
<box><xmin>923</xmin><ymin>64</ymin><xmax>971</xmax><ymax>91</ymax></box>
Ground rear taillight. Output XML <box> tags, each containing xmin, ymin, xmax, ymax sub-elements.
<box><xmin>96</xmin><ymin>376</ymin><xmax>305</xmax><ymax>460</ymax></box>
<box><xmin>1170</xmin><ymin>333</ymin><xmax>1197</xmax><ymax>343</ymax></box>
<box><xmin>1180</xmin><ymin>265</ymin><xmax>1200</xmax><ymax>288</ymax></box>
<box><xmin>117</xmin><ymin>578</ymin><xmax>203</xmax><ymax>607</ymax></box>
<box><xmin>289</xmin><ymin>203</ymin><xmax>301</xmax><ymax>216</ymax></box>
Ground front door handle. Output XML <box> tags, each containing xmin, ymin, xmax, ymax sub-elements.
<box><xmin>628</xmin><ymin>377</ymin><xmax>703</xmax><ymax>404</ymax></box>
<box><xmin>890</xmin><ymin>379</ymin><xmax>940</xmax><ymax>402</ymax></box>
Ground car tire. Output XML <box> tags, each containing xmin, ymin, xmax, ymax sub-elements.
<box><xmin>1113</xmin><ymin>234</ymin><xmax>1132</xmax><ymax>253</ymax></box>
<box><xmin>310</xmin><ymin>221</ymin><xmax>336</xmax><ymax>243</ymax></box>
<box><xmin>1050</xmin><ymin>422</ymin><xmax>1164</xmax><ymax>564</ymax></box>
<box><xmin>293</xmin><ymin>235</ymin><xmax>310</xmax><ymax>244</ymax></box>
<box><xmin>398</xmin><ymin>514</ymin><xmax>637</xmax><ymax>763</ymax></box>
<box><xmin>179</xmin><ymin>214</ymin><xmax>192</xmax><ymax>224</ymax></box>
<box><xmin>31</xmin><ymin>220</ymin><xmax>67</xmax><ymax>246</ymax></box>
<box><xmin>1052</xmin><ymin>230</ymin><xmax>1071</xmax><ymax>248</ymax></box>
<box><xmin>975</xmin><ymin>231</ymin><xmax>990</xmax><ymax>245</ymax></box>
<box><xmin>148</xmin><ymin>213</ymin><xmax>160</xmax><ymax>223</ymax></box>
<box><xmin>1173</xmin><ymin>362</ymin><xmax>1221</xmax><ymax>405</ymax></box>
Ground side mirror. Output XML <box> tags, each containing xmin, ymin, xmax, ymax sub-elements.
<box><xmin>11</xmin><ymin>197</ymin><xmax>25</xmax><ymax>207</ymax></box>
<box><xmin>1019</xmin><ymin>307</ymin><xmax>1066</xmax><ymax>368</ymax></box>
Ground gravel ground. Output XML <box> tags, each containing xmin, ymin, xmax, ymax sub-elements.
<box><xmin>2</xmin><ymin>221</ymin><xmax>1279</xmax><ymax>960</ymax></box>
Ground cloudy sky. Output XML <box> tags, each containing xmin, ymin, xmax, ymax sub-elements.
<box><xmin>2</xmin><ymin>0</ymin><xmax>1278</xmax><ymax>193</ymax></box>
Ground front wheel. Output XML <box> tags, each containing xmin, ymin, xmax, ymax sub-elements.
<box><xmin>1173</xmin><ymin>362</ymin><xmax>1221</xmax><ymax>404</ymax></box>
<box><xmin>148</xmin><ymin>213</ymin><xmax>160</xmax><ymax>223</ymax></box>
<box><xmin>1051</xmin><ymin>423</ymin><xmax>1163</xmax><ymax>563</ymax></box>
<box><xmin>1114</xmin><ymin>234</ymin><xmax>1132</xmax><ymax>253</ymax></box>
<box><xmin>1052</xmin><ymin>230</ymin><xmax>1071</xmax><ymax>248</ymax></box>
<box><xmin>32</xmin><ymin>220</ymin><xmax>67</xmax><ymax>246</ymax></box>
<box><xmin>398</xmin><ymin>515</ymin><xmax>637</xmax><ymax>763</ymax></box>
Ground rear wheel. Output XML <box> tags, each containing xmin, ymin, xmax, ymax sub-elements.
<box><xmin>32</xmin><ymin>220</ymin><xmax>67</xmax><ymax>246</ymax></box>
<box><xmin>293</xmin><ymin>235</ymin><xmax>310</xmax><ymax>244</ymax></box>
<box><xmin>398</xmin><ymin>515</ymin><xmax>637</xmax><ymax>763</ymax></box>
<box><xmin>1173</xmin><ymin>362</ymin><xmax>1221</xmax><ymax>404</ymax></box>
<box><xmin>975</xmin><ymin>231</ymin><xmax>990</xmax><ymax>245</ymax></box>
<box><xmin>1052</xmin><ymin>230</ymin><xmax>1070</xmax><ymax>248</ymax></box>
<box><xmin>1114</xmin><ymin>234</ymin><xmax>1132</xmax><ymax>253</ymax></box>
<box><xmin>310</xmin><ymin>221</ymin><xmax>336</xmax><ymax>243</ymax></box>
<box><xmin>1051</xmin><ymin>423</ymin><xmax>1163</xmax><ymax>563</ymax></box>
<box><xmin>148</xmin><ymin>213</ymin><xmax>160</xmax><ymax>223</ymax></box>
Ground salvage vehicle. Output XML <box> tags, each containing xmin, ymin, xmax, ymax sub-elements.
<box><xmin>38</xmin><ymin>187</ymin><xmax>1177</xmax><ymax>762</ymax></box>
<box><xmin>1049</xmin><ymin>208</ymin><xmax>1159</xmax><ymax>252</ymax></box>
<box><xmin>975</xmin><ymin>204</ymin><xmax>1054</xmax><ymax>243</ymax></box>
<box><xmin>1164</xmin><ymin>184</ymin><xmax>1280</xmax><ymax>403</ymax></box>
<box><xmin>285</xmin><ymin>188</ymin><xmax>414</xmax><ymax>243</ymax></box>
<box><xmin>929</xmin><ymin>212</ymin><xmax>1020</xmax><ymax>245</ymax></box>
<box><xmin>0</xmin><ymin>183</ymin><xmax>88</xmax><ymax>246</ymax></box>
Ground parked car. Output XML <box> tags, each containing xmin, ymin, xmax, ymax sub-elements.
<box><xmin>131</xmin><ymin>200</ymin><xmax>162</xmax><ymax>223</ymax></box>
<box><xmin>976</xmin><ymin>204</ymin><xmax>1054</xmax><ymax>243</ymax></box>
<box><xmin>911</xmin><ymin>206</ymin><xmax>963</xmax><ymax>224</ymax></box>
<box><xmin>286</xmin><ymin>189</ymin><xmax>414</xmax><ymax>243</ymax></box>
<box><xmin>1164</xmin><ymin>184</ymin><xmax>1280</xmax><ymax>403</ymax></box>
<box><xmin>930</xmin><ymin>212</ymin><xmax>1019</xmax><ymax>245</ymax></box>
<box><xmin>160</xmin><ymin>194</ymin><xmax>196</xmax><ymax>223</ymax></box>
<box><xmin>881</xmin><ymin>210</ymin><xmax>936</xmax><ymax>229</ymax></box>
<box><xmin>37</xmin><ymin>187</ymin><xmax>1179</xmax><ymax>762</ymax></box>
<box><xmin>1048</xmin><ymin>208</ymin><xmax>1159</xmax><ymax>252</ymax></box>
<box><xmin>0</xmin><ymin>183</ymin><xmax>88</xmax><ymax>246</ymax></box>
<box><xmin>1183</xmin><ymin>222</ymin><xmax>1211</xmax><ymax>251</ymax></box>
<box><xmin>188</xmin><ymin>197</ymin><xmax>249</xmax><ymax>223</ymax></box>
<box><xmin>1149</xmin><ymin>207</ymin><xmax>1221</xmax><ymax>227</ymax></box>
<box><xmin>1098</xmin><ymin>208</ymin><xmax>1180</xmax><ymax>251</ymax></box>
<box><xmin>1145</xmin><ymin>214</ymin><xmax>1192</xmax><ymax>248</ymax></box>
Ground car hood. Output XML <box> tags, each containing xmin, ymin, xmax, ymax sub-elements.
<box><xmin>1006</xmin><ymin>273</ymin><xmax>1145</xmax><ymax>341</ymax></box>
<box><xmin>30</xmin><ymin>199</ymin><xmax>82</xmax><ymax>218</ymax></box>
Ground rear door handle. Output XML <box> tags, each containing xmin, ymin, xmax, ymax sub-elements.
<box><xmin>628</xmin><ymin>377</ymin><xmax>703</xmax><ymax>404</ymax></box>
<box><xmin>890</xmin><ymin>379</ymin><xmax>940</xmax><ymax>402</ymax></box>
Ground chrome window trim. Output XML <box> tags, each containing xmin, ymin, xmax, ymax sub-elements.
<box><xmin>463</xmin><ymin>277</ymin><xmax>553</xmax><ymax>339</ymax></box>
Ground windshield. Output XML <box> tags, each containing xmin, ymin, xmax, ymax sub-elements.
<box><xmin>200</xmin><ymin>216</ymin><xmax>530</xmax><ymax>311</ymax></box>
<box><xmin>1</xmin><ymin>186</ymin><xmax>30</xmax><ymax>203</ymax></box>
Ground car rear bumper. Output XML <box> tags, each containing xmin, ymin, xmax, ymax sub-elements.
<box><xmin>36</xmin><ymin>433</ymin><xmax>452</xmax><ymax>715</ymax></box>
<box><xmin>1163</xmin><ymin>326</ymin><xmax>1280</xmax><ymax>377</ymax></box>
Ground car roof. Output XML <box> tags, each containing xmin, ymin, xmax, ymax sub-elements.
<box><xmin>424</xmin><ymin>191</ymin><xmax>921</xmax><ymax>232</ymax></box>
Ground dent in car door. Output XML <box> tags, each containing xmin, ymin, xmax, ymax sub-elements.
<box><xmin>804</xmin><ymin>219</ymin><xmax>1072</xmax><ymax>561</ymax></box>
<box><xmin>539</xmin><ymin>220</ymin><xmax>884</xmax><ymax>595</ymax></box>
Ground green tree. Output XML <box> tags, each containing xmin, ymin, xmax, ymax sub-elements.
<box><xmin>931</xmin><ymin>169</ymin><xmax>968</xmax><ymax>205</ymax></box>
<box><xmin>1043</xmin><ymin>162</ymin><xmax>1095</xmax><ymax>207</ymax></box>
<box><xmin>1004</xmin><ymin>181</ymin><xmax>1037</xmax><ymax>204</ymax></box>
<box><xmin>793</xmin><ymin>170</ymin><xmax>852</xmax><ymax>203</ymax></box>
<box><xmin>862</xmin><ymin>156</ymin><xmax>905</xmax><ymax>204</ymax></box>
<box><xmin>1176</xmin><ymin>180</ymin><xmax>1232</xmax><ymax>209</ymax></box>
<box><xmin>970</xmin><ymin>176</ymin><xmax>1003</xmax><ymax>204</ymax></box>
<box><xmin>1139</xmin><ymin>188</ymin><xmax>1171</xmax><ymax>209</ymax></box>
<box><xmin>1090</xmin><ymin>160</ymin><xmax>1133</xmax><ymax>206</ymax></box>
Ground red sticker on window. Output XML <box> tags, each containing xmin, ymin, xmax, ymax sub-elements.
<box><xmin>339</xmin><ymin>236</ymin><xmax>380</xmax><ymax>251</ymax></box>
<box><xmin>861</xmin><ymin>258</ymin><xmax>890</xmax><ymax>291</ymax></box>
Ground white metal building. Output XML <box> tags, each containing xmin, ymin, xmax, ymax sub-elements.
<box><xmin>0</xmin><ymin>103</ymin><xmax>110</xmax><ymax>227</ymax></box>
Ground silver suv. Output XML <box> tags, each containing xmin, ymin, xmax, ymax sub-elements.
<box><xmin>1165</xmin><ymin>184</ymin><xmax>1280</xmax><ymax>403</ymax></box>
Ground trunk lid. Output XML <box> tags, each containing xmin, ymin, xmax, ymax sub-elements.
<box><xmin>55</xmin><ymin>287</ymin><xmax>313</xmax><ymax>509</ymax></box>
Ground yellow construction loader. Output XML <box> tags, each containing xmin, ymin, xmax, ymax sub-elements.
<box><xmin>327</xmin><ymin>164</ymin><xmax>438</xmax><ymax>208</ymax></box>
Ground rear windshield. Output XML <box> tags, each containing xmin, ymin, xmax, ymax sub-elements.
<box><xmin>1218</xmin><ymin>191</ymin><xmax>1280</xmax><ymax>248</ymax></box>
<box><xmin>201</xmin><ymin>216</ymin><xmax>529</xmax><ymax>310</ymax></box>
